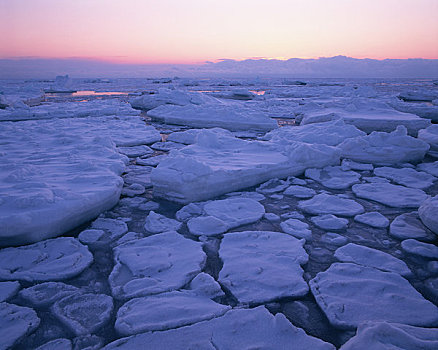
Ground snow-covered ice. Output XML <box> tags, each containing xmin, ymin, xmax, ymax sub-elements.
<box><xmin>419</xmin><ymin>196</ymin><xmax>438</xmax><ymax>235</ymax></box>
<box><xmin>305</xmin><ymin>166</ymin><xmax>361</xmax><ymax>190</ymax></box>
<box><xmin>0</xmin><ymin>281</ymin><xmax>20</xmax><ymax>302</ymax></box>
<box><xmin>144</xmin><ymin>211</ymin><xmax>182</xmax><ymax>233</ymax></box>
<box><xmin>373</xmin><ymin>166</ymin><xmax>436</xmax><ymax>189</ymax></box>
<box><xmin>189</xmin><ymin>273</ymin><xmax>225</xmax><ymax>299</ymax></box>
<box><xmin>311</xmin><ymin>214</ymin><xmax>349</xmax><ymax>230</ymax></box>
<box><xmin>283</xmin><ymin>185</ymin><xmax>316</xmax><ymax>198</ymax></box>
<box><xmin>352</xmin><ymin>183</ymin><xmax>429</xmax><ymax>208</ymax></box>
<box><xmin>401</xmin><ymin>239</ymin><xmax>438</xmax><ymax>259</ymax></box>
<box><xmin>0</xmin><ymin>302</ymin><xmax>40</xmax><ymax>349</ymax></box>
<box><xmin>52</xmin><ymin>293</ymin><xmax>114</xmax><ymax>335</ymax></box>
<box><xmin>104</xmin><ymin>306</ymin><xmax>335</xmax><ymax>350</ymax></box>
<box><xmin>389</xmin><ymin>212</ymin><xmax>432</xmax><ymax>240</ymax></box>
<box><xmin>298</xmin><ymin>193</ymin><xmax>364</xmax><ymax>217</ymax></box>
<box><xmin>280</xmin><ymin>219</ymin><xmax>313</xmax><ymax>240</ymax></box>
<box><xmin>338</xmin><ymin>126</ymin><xmax>430</xmax><ymax>165</ymax></box>
<box><xmin>151</xmin><ymin>129</ymin><xmax>340</xmax><ymax>203</ymax></box>
<box><xmin>109</xmin><ymin>231</ymin><xmax>206</xmax><ymax>300</ymax></box>
<box><xmin>19</xmin><ymin>282</ymin><xmax>79</xmax><ymax>307</ymax></box>
<box><xmin>115</xmin><ymin>291</ymin><xmax>230</xmax><ymax>335</ymax></box>
<box><xmin>0</xmin><ymin>237</ymin><xmax>93</xmax><ymax>282</ymax></box>
<box><xmin>354</xmin><ymin>212</ymin><xmax>389</xmax><ymax>228</ymax></box>
<box><xmin>34</xmin><ymin>338</ymin><xmax>72</xmax><ymax>350</ymax></box>
<box><xmin>148</xmin><ymin>103</ymin><xmax>278</xmax><ymax>131</ymax></box>
<box><xmin>310</xmin><ymin>263</ymin><xmax>438</xmax><ymax>329</ymax></box>
<box><xmin>334</xmin><ymin>243</ymin><xmax>411</xmax><ymax>276</ymax></box>
<box><xmin>218</xmin><ymin>231</ymin><xmax>308</xmax><ymax>304</ymax></box>
<box><xmin>340</xmin><ymin>322</ymin><xmax>438</xmax><ymax>350</ymax></box>
<box><xmin>418</xmin><ymin>125</ymin><xmax>438</xmax><ymax>157</ymax></box>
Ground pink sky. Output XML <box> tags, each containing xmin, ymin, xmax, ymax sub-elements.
<box><xmin>1</xmin><ymin>0</ymin><xmax>437</xmax><ymax>64</ymax></box>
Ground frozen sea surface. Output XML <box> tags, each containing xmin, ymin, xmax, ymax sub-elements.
<box><xmin>0</xmin><ymin>77</ymin><xmax>437</xmax><ymax>349</ymax></box>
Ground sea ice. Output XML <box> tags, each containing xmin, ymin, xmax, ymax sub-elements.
<box><xmin>341</xmin><ymin>159</ymin><xmax>373</xmax><ymax>171</ymax></box>
<box><xmin>305</xmin><ymin>166</ymin><xmax>361</xmax><ymax>189</ymax></box>
<box><xmin>283</xmin><ymin>185</ymin><xmax>316</xmax><ymax>198</ymax></box>
<box><xmin>419</xmin><ymin>196</ymin><xmax>438</xmax><ymax>235</ymax></box>
<box><xmin>256</xmin><ymin>178</ymin><xmax>289</xmax><ymax>194</ymax></box>
<box><xmin>373</xmin><ymin>167</ymin><xmax>436</xmax><ymax>189</ymax></box>
<box><xmin>167</xmin><ymin>127</ymin><xmax>233</xmax><ymax>145</ymax></box>
<box><xmin>103</xmin><ymin>306</ymin><xmax>335</xmax><ymax>350</ymax></box>
<box><xmin>298</xmin><ymin>193</ymin><xmax>364</xmax><ymax>217</ymax></box>
<box><xmin>19</xmin><ymin>282</ymin><xmax>79</xmax><ymax>307</ymax></box>
<box><xmin>118</xmin><ymin>145</ymin><xmax>153</xmax><ymax>157</ymax></box>
<box><xmin>187</xmin><ymin>197</ymin><xmax>265</xmax><ymax>236</ymax></box>
<box><xmin>34</xmin><ymin>338</ymin><xmax>72</xmax><ymax>350</ymax></box>
<box><xmin>320</xmin><ymin>232</ymin><xmax>348</xmax><ymax>246</ymax></box>
<box><xmin>417</xmin><ymin>161</ymin><xmax>438</xmax><ymax>177</ymax></box>
<box><xmin>401</xmin><ymin>239</ymin><xmax>438</xmax><ymax>259</ymax></box>
<box><xmin>109</xmin><ymin>231</ymin><xmax>206</xmax><ymax>300</ymax></box>
<box><xmin>115</xmin><ymin>291</ymin><xmax>230</xmax><ymax>335</ymax></box>
<box><xmin>309</xmin><ymin>263</ymin><xmax>438</xmax><ymax>329</ymax></box>
<box><xmin>144</xmin><ymin>211</ymin><xmax>182</xmax><ymax>233</ymax></box>
<box><xmin>311</xmin><ymin>214</ymin><xmax>349</xmax><ymax>230</ymax></box>
<box><xmin>352</xmin><ymin>183</ymin><xmax>429</xmax><ymax>208</ymax></box>
<box><xmin>121</xmin><ymin>183</ymin><xmax>146</xmax><ymax>197</ymax></box>
<box><xmin>78</xmin><ymin>218</ymin><xmax>128</xmax><ymax>249</ymax></box>
<box><xmin>354</xmin><ymin>212</ymin><xmax>389</xmax><ymax>228</ymax></box>
<box><xmin>218</xmin><ymin>231</ymin><xmax>308</xmax><ymax>304</ymax></box>
<box><xmin>52</xmin><ymin>293</ymin><xmax>114</xmax><ymax>336</ymax></box>
<box><xmin>0</xmin><ymin>281</ymin><xmax>20</xmax><ymax>302</ymax></box>
<box><xmin>280</xmin><ymin>219</ymin><xmax>313</xmax><ymax>240</ymax></box>
<box><xmin>418</xmin><ymin>125</ymin><xmax>438</xmax><ymax>157</ymax></box>
<box><xmin>338</xmin><ymin>126</ymin><xmax>430</xmax><ymax>165</ymax></box>
<box><xmin>151</xmin><ymin>129</ymin><xmax>340</xmax><ymax>203</ymax></box>
<box><xmin>0</xmin><ymin>302</ymin><xmax>40</xmax><ymax>349</ymax></box>
<box><xmin>147</xmin><ymin>103</ymin><xmax>278</xmax><ymax>131</ymax></box>
<box><xmin>189</xmin><ymin>273</ymin><xmax>225</xmax><ymax>299</ymax></box>
<box><xmin>122</xmin><ymin>165</ymin><xmax>153</xmax><ymax>188</ymax></box>
<box><xmin>340</xmin><ymin>322</ymin><xmax>438</xmax><ymax>350</ymax></box>
<box><xmin>0</xmin><ymin>237</ymin><xmax>93</xmax><ymax>282</ymax></box>
<box><xmin>0</xmin><ymin>118</ymin><xmax>129</xmax><ymax>246</ymax></box>
<box><xmin>262</xmin><ymin>119</ymin><xmax>365</xmax><ymax>146</ymax></box>
<box><xmin>334</xmin><ymin>243</ymin><xmax>411</xmax><ymax>276</ymax></box>
<box><xmin>389</xmin><ymin>212</ymin><xmax>432</xmax><ymax>240</ymax></box>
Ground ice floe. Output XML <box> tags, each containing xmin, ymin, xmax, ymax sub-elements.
<box><xmin>305</xmin><ymin>166</ymin><xmax>361</xmax><ymax>189</ymax></box>
<box><xmin>401</xmin><ymin>239</ymin><xmax>438</xmax><ymax>259</ymax></box>
<box><xmin>354</xmin><ymin>212</ymin><xmax>389</xmax><ymax>228</ymax></box>
<box><xmin>311</xmin><ymin>214</ymin><xmax>349</xmax><ymax>230</ymax></box>
<box><xmin>389</xmin><ymin>212</ymin><xmax>432</xmax><ymax>240</ymax></box>
<box><xmin>340</xmin><ymin>321</ymin><xmax>438</xmax><ymax>350</ymax></box>
<box><xmin>352</xmin><ymin>183</ymin><xmax>429</xmax><ymax>208</ymax></box>
<box><xmin>417</xmin><ymin>161</ymin><xmax>438</xmax><ymax>177</ymax></box>
<box><xmin>0</xmin><ymin>237</ymin><xmax>93</xmax><ymax>282</ymax></box>
<box><xmin>104</xmin><ymin>306</ymin><xmax>335</xmax><ymax>350</ymax></box>
<box><xmin>280</xmin><ymin>219</ymin><xmax>313</xmax><ymax>240</ymax></box>
<box><xmin>320</xmin><ymin>232</ymin><xmax>348</xmax><ymax>246</ymax></box>
<box><xmin>79</xmin><ymin>218</ymin><xmax>128</xmax><ymax>250</ymax></box>
<box><xmin>283</xmin><ymin>185</ymin><xmax>316</xmax><ymax>198</ymax></box>
<box><xmin>109</xmin><ymin>231</ymin><xmax>206</xmax><ymax>300</ymax></box>
<box><xmin>52</xmin><ymin>293</ymin><xmax>114</xmax><ymax>335</ymax></box>
<box><xmin>0</xmin><ymin>281</ymin><xmax>20</xmax><ymax>302</ymax></box>
<box><xmin>0</xmin><ymin>302</ymin><xmax>40</xmax><ymax>349</ymax></box>
<box><xmin>298</xmin><ymin>193</ymin><xmax>364</xmax><ymax>217</ymax></box>
<box><xmin>373</xmin><ymin>166</ymin><xmax>436</xmax><ymax>189</ymax></box>
<box><xmin>147</xmin><ymin>103</ymin><xmax>278</xmax><ymax>131</ymax></box>
<box><xmin>151</xmin><ymin>130</ymin><xmax>340</xmax><ymax>203</ymax></box>
<box><xmin>218</xmin><ymin>231</ymin><xmax>308</xmax><ymax>304</ymax></box>
<box><xmin>418</xmin><ymin>125</ymin><xmax>438</xmax><ymax>157</ymax></box>
<box><xmin>34</xmin><ymin>338</ymin><xmax>72</xmax><ymax>350</ymax></box>
<box><xmin>19</xmin><ymin>282</ymin><xmax>79</xmax><ymax>307</ymax></box>
<box><xmin>419</xmin><ymin>196</ymin><xmax>438</xmax><ymax>235</ymax></box>
<box><xmin>0</xmin><ymin>117</ymin><xmax>132</xmax><ymax>246</ymax></box>
<box><xmin>189</xmin><ymin>273</ymin><xmax>225</xmax><ymax>299</ymax></box>
<box><xmin>338</xmin><ymin>126</ymin><xmax>430</xmax><ymax>165</ymax></box>
<box><xmin>334</xmin><ymin>243</ymin><xmax>411</xmax><ymax>276</ymax></box>
<box><xmin>144</xmin><ymin>211</ymin><xmax>182</xmax><ymax>234</ymax></box>
<box><xmin>310</xmin><ymin>263</ymin><xmax>438</xmax><ymax>329</ymax></box>
<box><xmin>115</xmin><ymin>291</ymin><xmax>230</xmax><ymax>335</ymax></box>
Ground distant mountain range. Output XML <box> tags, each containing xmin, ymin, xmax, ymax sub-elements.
<box><xmin>1</xmin><ymin>56</ymin><xmax>437</xmax><ymax>79</ymax></box>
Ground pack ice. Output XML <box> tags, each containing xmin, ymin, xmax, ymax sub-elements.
<box><xmin>0</xmin><ymin>116</ymin><xmax>159</xmax><ymax>246</ymax></box>
<box><xmin>151</xmin><ymin>129</ymin><xmax>340</xmax><ymax>203</ymax></box>
<box><xmin>104</xmin><ymin>306</ymin><xmax>335</xmax><ymax>350</ymax></box>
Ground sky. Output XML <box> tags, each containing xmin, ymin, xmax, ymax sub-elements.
<box><xmin>1</xmin><ymin>0</ymin><xmax>438</xmax><ymax>64</ymax></box>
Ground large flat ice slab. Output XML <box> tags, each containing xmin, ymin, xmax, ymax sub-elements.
<box><xmin>0</xmin><ymin>302</ymin><xmax>40</xmax><ymax>349</ymax></box>
<box><xmin>147</xmin><ymin>103</ymin><xmax>278</xmax><ymax>131</ymax></box>
<box><xmin>0</xmin><ymin>237</ymin><xmax>93</xmax><ymax>282</ymax></box>
<box><xmin>0</xmin><ymin>117</ymin><xmax>134</xmax><ymax>246</ymax></box>
<box><xmin>104</xmin><ymin>306</ymin><xmax>335</xmax><ymax>350</ymax></box>
<box><xmin>151</xmin><ymin>130</ymin><xmax>340</xmax><ymax>203</ymax></box>
<box><xmin>115</xmin><ymin>291</ymin><xmax>231</xmax><ymax>335</ymax></box>
<box><xmin>109</xmin><ymin>231</ymin><xmax>206</xmax><ymax>300</ymax></box>
<box><xmin>309</xmin><ymin>263</ymin><xmax>438</xmax><ymax>329</ymax></box>
<box><xmin>340</xmin><ymin>321</ymin><xmax>438</xmax><ymax>350</ymax></box>
<box><xmin>352</xmin><ymin>183</ymin><xmax>429</xmax><ymax>208</ymax></box>
<box><xmin>338</xmin><ymin>126</ymin><xmax>429</xmax><ymax>165</ymax></box>
<box><xmin>218</xmin><ymin>231</ymin><xmax>309</xmax><ymax>304</ymax></box>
